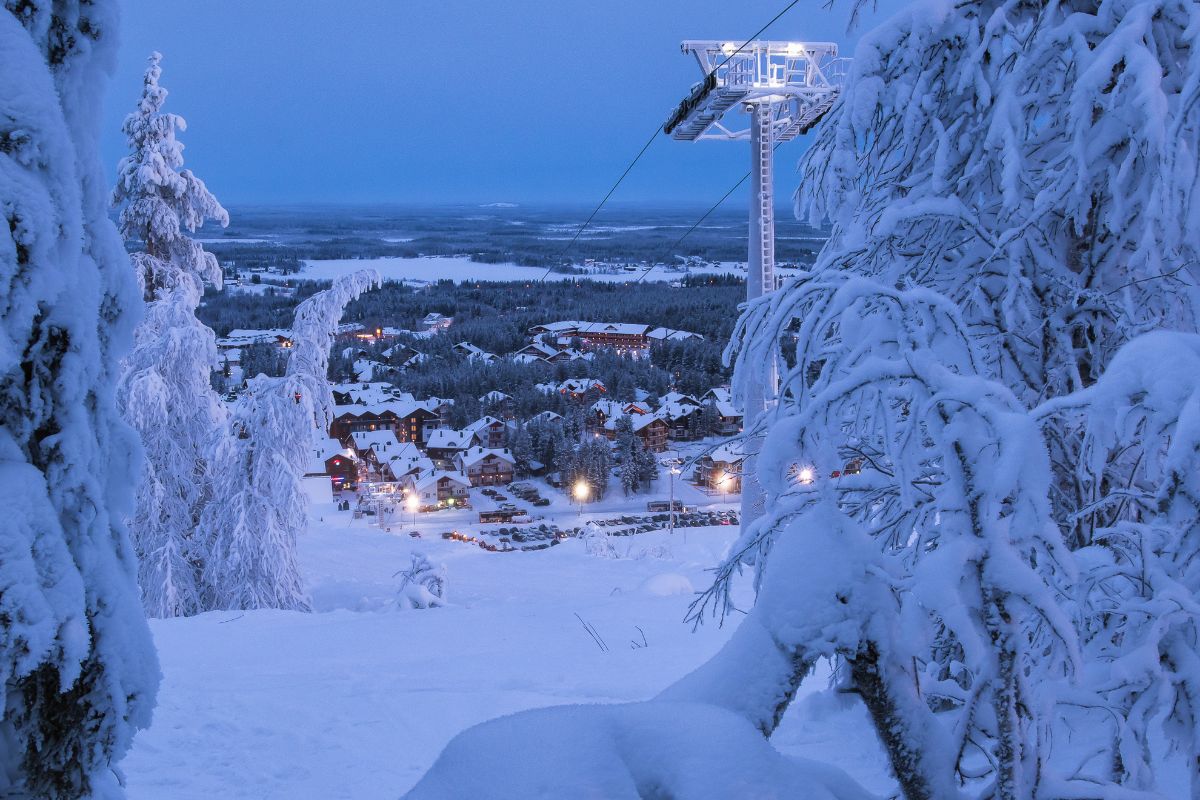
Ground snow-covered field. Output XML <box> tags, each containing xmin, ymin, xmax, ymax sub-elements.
<box><xmin>122</xmin><ymin>499</ymin><xmax>893</xmax><ymax>799</ymax></box>
<box><xmin>298</xmin><ymin>255</ymin><xmax>747</xmax><ymax>285</ymax></box>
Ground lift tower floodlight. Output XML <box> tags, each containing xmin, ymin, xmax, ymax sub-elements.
<box><xmin>664</xmin><ymin>39</ymin><xmax>848</xmax><ymax>522</ymax></box>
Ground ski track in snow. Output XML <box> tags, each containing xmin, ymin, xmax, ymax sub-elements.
<box><xmin>122</xmin><ymin>505</ymin><xmax>894</xmax><ymax>799</ymax></box>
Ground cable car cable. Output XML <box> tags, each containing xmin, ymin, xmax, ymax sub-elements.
<box><xmin>537</xmin><ymin>0</ymin><xmax>804</xmax><ymax>282</ymax></box>
<box><xmin>632</xmin><ymin>140</ymin><xmax>786</xmax><ymax>285</ymax></box>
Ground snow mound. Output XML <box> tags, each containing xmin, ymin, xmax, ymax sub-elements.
<box><xmin>639</xmin><ymin>573</ymin><xmax>695</xmax><ymax>597</ymax></box>
<box><xmin>403</xmin><ymin>700</ymin><xmax>873</xmax><ymax>800</ymax></box>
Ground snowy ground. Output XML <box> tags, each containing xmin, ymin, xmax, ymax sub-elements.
<box><xmin>297</xmin><ymin>255</ymin><xmax>758</xmax><ymax>285</ymax></box>
<box><xmin>122</xmin><ymin>492</ymin><xmax>894</xmax><ymax>799</ymax></box>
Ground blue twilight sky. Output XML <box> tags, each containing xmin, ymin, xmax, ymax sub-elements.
<box><xmin>100</xmin><ymin>1</ymin><xmax>903</xmax><ymax>207</ymax></box>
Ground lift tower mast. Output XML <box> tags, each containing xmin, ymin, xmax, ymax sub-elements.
<box><xmin>664</xmin><ymin>40</ymin><xmax>846</xmax><ymax>523</ymax></box>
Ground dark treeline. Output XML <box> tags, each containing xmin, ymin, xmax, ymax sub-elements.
<box><xmin>199</xmin><ymin>275</ymin><xmax>744</xmax><ymax>344</ymax></box>
<box><xmin>207</xmin><ymin>276</ymin><xmax>741</xmax><ymax>419</ymax></box>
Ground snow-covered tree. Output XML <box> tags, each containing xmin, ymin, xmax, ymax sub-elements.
<box><xmin>112</xmin><ymin>52</ymin><xmax>229</xmax><ymax>618</ymax></box>
<box><xmin>202</xmin><ymin>271</ymin><xmax>379</xmax><ymax>611</ymax></box>
<box><xmin>697</xmin><ymin>0</ymin><xmax>1200</xmax><ymax>795</ymax></box>
<box><xmin>1034</xmin><ymin>332</ymin><xmax>1200</xmax><ymax>796</ymax></box>
<box><xmin>395</xmin><ymin>552</ymin><xmax>447</xmax><ymax>609</ymax></box>
<box><xmin>718</xmin><ymin>278</ymin><xmax>1079</xmax><ymax>797</ymax></box>
<box><xmin>1</xmin><ymin>3</ymin><xmax>158</xmax><ymax>796</ymax></box>
<box><xmin>112</xmin><ymin>52</ymin><xmax>227</xmax><ymax>299</ymax></box>
<box><xmin>405</xmin><ymin>1</ymin><xmax>1200</xmax><ymax>796</ymax></box>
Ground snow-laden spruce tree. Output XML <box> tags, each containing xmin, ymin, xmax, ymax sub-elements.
<box><xmin>202</xmin><ymin>270</ymin><xmax>379</xmax><ymax>611</ymax></box>
<box><xmin>113</xmin><ymin>51</ymin><xmax>229</xmax><ymax>618</ymax></box>
<box><xmin>691</xmin><ymin>0</ymin><xmax>1200</xmax><ymax>796</ymax></box>
<box><xmin>0</xmin><ymin>3</ymin><xmax>158</xmax><ymax>797</ymax></box>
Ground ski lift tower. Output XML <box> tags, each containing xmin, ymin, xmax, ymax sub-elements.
<box><xmin>664</xmin><ymin>40</ymin><xmax>847</xmax><ymax>520</ymax></box>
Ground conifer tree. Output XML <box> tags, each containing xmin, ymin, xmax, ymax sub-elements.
<box><xmin>1</xmin><ymin>4</ymin><xmax>158</xmax><ymax>795</ymax></box>
<box><xmin>202</xmin><ymin>271</ymin><xmax>379</xmax><ymax>611</ymax></box>
<box><xmin>112</xmin><ymin>51</ymin><xmax>229</xmax><ymax>617</ymax></box>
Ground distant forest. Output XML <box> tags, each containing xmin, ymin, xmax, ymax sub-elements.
<box><xmin>203</xmin><ymin>276</ymin><xmax>743</xmax><ymax>420</ymax></box>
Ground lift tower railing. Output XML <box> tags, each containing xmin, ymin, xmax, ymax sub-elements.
<box><xmin>664</xmin><ymin>39</ymin><xmax>848</xmax><ymax>528</ymax></box>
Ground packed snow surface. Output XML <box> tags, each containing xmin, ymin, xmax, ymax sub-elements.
<box><xmin>121</xmin><ymin>504</ymin><xmax>894</xmax><ymax>798</ymax></box>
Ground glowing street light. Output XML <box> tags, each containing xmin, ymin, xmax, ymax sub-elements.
<box><xmin>797</xmin><ymin>466</ymin><xmax>815</xmax><ymax>485</ymax></box>
<box><xmin>406</xmin><ymin>492</ymin><xmax>419</xmax><ymax>528</ymax></box>
<box><xmin>574</xmin><ymin>480</ymin><xmax>590</xmax><ymax>516</ymax></box>
<box><xmin>666</xmin><ymin>454</ymin><xmax>683</xmax><ymax>538</ymax></box>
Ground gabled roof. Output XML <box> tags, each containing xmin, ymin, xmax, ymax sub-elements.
<box><xmin>455</xmin><ymin>446</ymin><xmax>516</xmax><ymax>469</ymax></box>
<box><xmin>656</xmin><ymin>402</ymin><xmax>703</xmax><ymax>423</ymax></box>
<box><xmin>332</xmin><ymin>401</ymin><xmax>437</xmax><ymax>420</ymax></box>
<box><xmin>530</xmin><ymin>411</ymin><xmax>563</xmax><ymax>424</ymax></box>
<box><xmin>453</xmin><ymin>342</ymin><xmax>498</xmax><ymax>362</ymax></box>
<box><xmin>384</xmin><ymin>451</ymin><xmax>434</xmax><ymax>478</ymax></box>
<box><xmin>559</xmin><ymin>378</ymin><xmax>606</xmax><ymax>394</ymax></box>
<box><xmin>308</xmin><ymin>437</ymin><xmax>351</xmax><ymax>474</ymax></box>
<box><xmin>661</xmin><ymin>391</ymin><xmax>702</xmax><ymax>407</ymax></box>
<box><xmin>464</xmin><ymin>415</ymin><xmax>505</xmax><ymax>435</ymax></box>
<box><xmin>426</xmin><ymin>429</ymin><xmax>472</xmax><ymax>451</ymax></box>
<box><xmin>631</xmin><ymin>414</ymin><xmax>667</xmax><ymax>433</ymax></box>
<box><xmin>413</xmin><ymin>468</ymin><xmax>471</xmax><ymax>491</ymax></box>
<box><xmin>703</xmin><ymin>387</ymin><xmax>732</xmax><ymax>404</ymax></box>
<box><xmin>479</xmin><ymin>391</ymin><xmax>511</xmax><ymax>404</ymax></box>
<box><xmin>517</xmin><ymin>341</ymin><xmax>560</xmax><ymax>358</ymax></box>
<box><xmin>512</xmin><ymin>353</ymin><xmax>546</xmax><ymax>365</ymax></box>
<box><xmin>647</xmin><ymin>327</ymin><xmax>703</xmax><ymax>342</ymax></box>
<box><xmin>350</xmin><ymin>430</ymin><xmax>401</xmax><ymax>454</ymax></box>
<box><xmin>709</xmin><ymin>440</ymin><xmax>747</xmax><ymax>464</ymax></box>
<box><xmin>331</xmin><ymin>381</ymin><xmax>409</xmax><ymax>405</ymax></box>
<box><xmin>715</xmin><ymin>400</ymin><xmax>742</xmax><ymax>418</ymax></box>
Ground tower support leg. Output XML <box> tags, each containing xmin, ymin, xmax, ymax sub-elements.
<box><xmin>740</xmin><ymin>102</ymin><xmax>775</xmax><ymax>530</ymax></box>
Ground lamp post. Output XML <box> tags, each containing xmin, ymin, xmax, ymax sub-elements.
<box><xmin>406</xmin><ymin>492</ymin><xmax>419</xmax><ymax>529</ymax></box>
<box><xmin>667</xmin><ymin>457</ymin><xmax>682</xmax><ymax>537</ymax></box>
<box><xmin>574</xmin><ymin>480</ymin><xmax>589</xmax><ymax>517</ymax></box>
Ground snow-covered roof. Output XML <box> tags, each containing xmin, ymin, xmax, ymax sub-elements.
<box><xmin>332</xmin><ymin>400</ymin><xmax>436</xmax><ymax>420</ymax></box>
<box><xmin>384</xmin><ymin>448</ymin><xmax>434</xmax><ymax>478</ymax></box>
<box><xmin>426</xmin><ymin>429</ymin><xmax>472</xmax><ymax>451</ymax></box>
<box><xmin>217</xmin><ymin>328</ymin><xmax>290</xmax><ymax>348</ymax></box>
<box><xmin>559</xmin><ymin>378</ymin><xmax>606</xmax><ymax>395</ymax></box>
<box><xmin>352</xmin><ymin>358</ymin><xmax>393</xmax><ymax>382</ymax></box>
<box><xmin>714</xmin><ymin>400</ymin><xmax>742</xmax><ymax>418</ymax></box>
<box><xmin>308</xmin><ymin>437</ymin><xmax>351</xmax><ymax>474</ymax></box>
<box><xmin>647</xmin><ymin>327</ymin><xmax>703</xmax><ymax>342</ymax></box>
<box><xmin>479</xmin><ymin>390</ymin><xmax>511</xmax><ymax>404</ymax></box>
<box><xmin>530</xmin><ymin>411</ymin><xmax>563</xmax><ymax>424</ymax></box>
<box><xmin>455</xmin><ymin>446</ymin><xmax>516</xmax><ymax>470</ymax></box>
<box><xmin>331</xmin><ymin>382</ymin><xmax>410</xmax><ymax>405</ymax></box>
<box><xmin>512</xmin><ymin>353</ymin><xmax>544</xmax><ymax>365</ymax></box>
<box><xmin>350</xmin><ymin>430</ymin><xmax>401</xmax><ymax>454</ymax></box>
<box><xmin>709</xmin><ymin>440</ymin><xmax>746</xmax><ymax>465</ymax></box>
<box><xmin>631</xmin><ymin>415</ymin><xmax>666</xmax><ymax>433</ymax></box>
<box><xmin>413</xmin><ymin>469</ymin><xmax>471</xmax><ymax>491</ymax></box>
<box><xmin>661</xmin><ymin>391</ymin><xmax>701</xmax><ymax>407</ymax></box>
<box><xmin>656</xmin><ymin>401</ymin><xmax>702</xmax><ymax>422</ymax></box>
<box><xmin>517</xmin><ymin>341</ymin><xmax>560</xmax><ymax>358</ymax></box>
<box><xmin>464</xmin><ymin>415</ymin><xmax>504</xmax><ymax>435</ymax></box>
<box><xmin>704</xmin><ymin>387</ymin><xmax>732</xmax><ymax>404</ymax></box>
<box><xmin>454</xmin><ymin>341</ymin><xmax>498</xmax><ymax>363</ymax></box>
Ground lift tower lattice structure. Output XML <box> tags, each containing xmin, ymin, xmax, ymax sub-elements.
<box><xmin>664</xmin><ymin>39</ymin><xmax>848</xmax><ymax>523</ymax></box>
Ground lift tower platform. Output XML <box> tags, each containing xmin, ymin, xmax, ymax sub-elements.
<box><xmin>664</xmin><ymin>39</ymin><xmax>847</xmax><ymax>522</ymax></box>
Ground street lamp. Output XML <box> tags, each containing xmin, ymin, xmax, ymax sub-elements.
<box><xmin>574</xmin><ymin>480</ymin><xmax>589</xmax><ymax>516</ymax></box>
<box><xmin>406</xmin><ymin>492</ymin><xmax>419</xmax><ymax>528</ymax></box>
<box><xmin>796</xmin><ymin>466</ymin><xmax>815</xmax><ymax>485</ymax></box>
<box><xmin>667</xmin><ymin>458</ymin><xmax>682</xmax><ymax>537</ymax></box>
